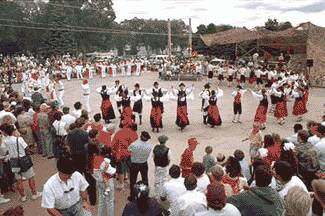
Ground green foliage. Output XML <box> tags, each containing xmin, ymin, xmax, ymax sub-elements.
<box><xmin>264</xmin><ymin>18</ymin><xmax>292</xmax><ymax>31</ymax></box>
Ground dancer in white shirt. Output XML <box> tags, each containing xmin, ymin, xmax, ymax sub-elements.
<box><xmin>81</xmin><ymin>79</ymin><xmax>91</xmax><ymax>113</ymax></box>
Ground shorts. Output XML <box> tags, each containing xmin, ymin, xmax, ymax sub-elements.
<box><xmin>233</xmin><ymin>103</ymin><xmax>242</xmax><ymax>114</ymax></box>
<box><xmin>116</xmin><ymin>157</ymin><xmax>131</xmax><ymax>175</ymax></box>
<box><xmin>14</xmin><ymin>167</ymin><xmax>35</xmax><ymax>180</ymax></box>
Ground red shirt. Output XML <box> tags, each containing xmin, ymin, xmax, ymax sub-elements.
<box><xmin>85</xmin><ymin>122</ymin><xmax>113</xmax><ymax>147</ymax></box>
<box><xmin>266</xmin><ymin>143</ymin><xmax>282</xmax><ymax>165</ymax></box>
<box><xmin>180</xmin><ymin>148</ymin><xmax>194</xmax><ymax>169</ymax></box>
<box><xmin>234</xmin><ymin>92</ymin><xmax>241</xmax><ymax>104</ymax></box>
<box><xmin>111</xmin><ymin>128</ymin><xmax>138</xmax><ymax>161</ymax></box>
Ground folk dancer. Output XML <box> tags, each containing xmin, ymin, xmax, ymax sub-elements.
<box><xmin>180</xmin><ymin>138</ymin><xmax>199</xmax><ymax>177</ymax></box>
<box><xmin>81</xmin><ymin>79</ymin><xmax>91</xmax><ymax>113</ymax></box>
<box><xmin>126</xmin><ymin>61</ymin><xmax>132</xmax><ymax>76</ymax></box>
<box><xmin>75</xmin><ymin>61</ymin><xmax>84</xmax><ymax>80</ymax></box>
<box><xmin>48</xmin><ymin>80</ymin><xmax>57</xmax><ymax>103</ymax></box>
<box><xmin>118</xmin><ymin>89</ymin><xmax>135</xmax><ymax>129</ymax></box>
<box><xmin>65</xmin><ymin>62</ymin><xmax>73</xmax><ymax>81</ymax></box>
<box><xmin>199</xmin><ymin>83</ymin><xmax>211</xmax><ymax>125</ymax></box>
<box><xmin>251</xmin><ymin>89</ymin><xmax>269</xmax><ymax>130</ymax></box>
<box><xmin>217</xmin><ymin>65</ymin><xmax>225</xmax><ymax>86</ymax></box>
<box><xmin>131</xmin><ymin>83</ymin><xmax>144</xmax><ymax>125</ymax></box>
<box><xmin>112</xmin><ymin>80</ymin><xmax>124</xmax><ymax>115</ymax></box>
<box><xmin>170</xmin><ymin>83</ymin><xmax>194</xmax><ymax>131</ymax></box>
<box><xmin>273</xmin><ymin>86</ymin><xmax>288</xmax><ymax>125</ymax></box>
<box><xmin>120</xmin><ymin>62</ymin><xmax>126</xmax><ymax>77</ymax></box>
<box><xmin>55</xmin><ymin>75</ymin><xmax>64</xmax><ymax>108</ymax></box>
<box><xmin>111</xmin><ymin>63</ymin><xmax>117</xmax><ymax>77</ymax></box>
<box><xmin>227</xmin><ymin>66</ymin><xmax>235</xmax><ymax>87</ymax></box>
<box><xmin>145</xmin><ymin>82</ymin><xmax>167</xmax><ymax>133</ymax></box>
<box><xmin>231</xmin><ymin>85</ymin><xmax>247</xmax><ymax>123</ymax></box>
<box><xmin>207</xmin><ymin>63</ymin><xmax>214</xmax><ymax>84</ymax></box>
<box><xmin>135</xmin><ymin>61</ymin><xmax>141</xmax><ymax>76</ymax></box>
<box><xmin>206</xmin><ymin>88</ymin><xmax>223</xmax><ymax>127</ymax></box>
<box><xmin>292</xmin><ymin>87</ymin><xmax>308</xmax><ymax>122</ymax></box>
<box><xmin>96</xmin><ymin>85</ymin><xmax>116</xmax><ymax>124</ymax></box>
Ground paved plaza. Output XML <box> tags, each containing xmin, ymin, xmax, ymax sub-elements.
<box><xmin>1</xmin><ymin>71</ymin><xmax>325</xmax><ymax>215</ymax></box>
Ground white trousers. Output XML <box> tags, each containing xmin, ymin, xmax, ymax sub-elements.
<box><xmin>83</xmin><ymin>95</ymin><xmax>91</xmax><ymax>113</ymax></box>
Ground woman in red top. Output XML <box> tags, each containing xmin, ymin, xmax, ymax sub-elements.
<box><xmin>111</xmin><ymin>124</ymin><xmax>138</xmax><ymax>189</ymax></box>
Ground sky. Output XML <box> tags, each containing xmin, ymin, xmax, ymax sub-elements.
<box><xmin>112</xmin><ymin>0</ymin><xmax>325</xmax><ymax>31</ymax></box>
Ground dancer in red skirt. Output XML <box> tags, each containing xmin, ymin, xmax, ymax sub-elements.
<box><xmin>273</xmin><ymin>86</ymin><xmax>288</xmax><ymax>125</ymax></box>
<box><xmin>97</xmin><ymin>85</ymin><xmax>116</xmax><ymax>124</ymax></box>
<box><xmin>251</xmin><ymin>89</ymin><xmax>268</xmax><ymax>130</ymax></box>
<box><xmin>170</xmin><ymin>83</ymin><xmax>194</xmax><ymax>131</ymax></box>
<box><xmin>119</xmin><ymin>89</ymin><xmax>135</xmax><ymax>128</ymax></box>
<box><xmin>204</xmin><ymin>88</ymin><xmax>223</xmax><ymax>128</ymax></box>
<box><xmin>180</xmin><ymin>138</ymin><xmax>199</xmax><ymax>177</ymax></box>
<box><xmin>292</xmin><ymin>87</ymin><xmax>308</xmax><ymax>122</ymax></box>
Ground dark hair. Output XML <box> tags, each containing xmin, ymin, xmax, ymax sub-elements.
<box><xmin>205</xmin><ymin>146</ymin><xmax>213</xmax><ymax>154</ymax></box>
<box><xmin>69</xmin><ymin>122</ymin><xmax>77</xmax><ymax>130</ymax></box>
<box><xmin>263</xmin><ymin>134</ymin><xmax>275</xmax><ymax>148</ymax></box>
<box><xmin>225</xmin><ymin>156</ymin><xmax>241</xmax><ymax>178</ymax></box>
<box><xmin>22</xmin><ymin>99</ymin><xmax>31</xmax><ymax>112</ymax></box>
<box><xmin>255</xmin><ymin>165</ymin><xmax>272</xmax><ymax>187</ymax></box>
<box><xmin>15</xmin><ymin>106</ymin><xmax>24</xmax><ymax>116</ymax></box>
<box><xmin>57</xmin><ymin>157</ymin><xmax>75</xmax><ymax>175</ymax></box>
<box><xmin>280</xmin><ymin>142</ymin><xmax>298</xmax><ymax>174</ymax></box>
<box><xmin>54</xmin><ymin>111</ymin><xmax>62</xmax><ymax>121</ymax></box>
<box><xmin>62</xmin><ymin>107</ymin><xmax>70</xmax><ymax>114</ymax></box>
<box><xmin>93</xmin><ymin>113</ymin><xmax>101</xmax><ymax>122</ymax></box>
<box><xmin>184</xmin><ymin>175</ymin><xmax>197</xmax><ymax>191</ymax></box>
<box><xmin>294</xmin><ymin>123</ymin><xmax>303</xmax><ymax>133</ymax></box>
<box><xmin>169</xmin><ymin>165</ymin><xmax>181</xmax><ymax>178</ymax></box>
<box><xmin>134</xmin><ymin>181</ymin><xmax>150</xmax><ymax>213</ymax></box>
<box><xmin>191</xmin><ymin>162</ymin><xmax>205</xmax><ymax>177</ymax></box>
<box><xmin>75</xmin><ymin>118</ymin><xmax>86</xmax><ymax>128</ymax></box>
<box><xmin>234</xmin><ymin>149</ymin><xmax>245</xmax><ymax>161</ymax></box>
<box><xmin>3</xmin><ymin>205</ymin><xmax>24</xmax><ymax>216</ymax></box>
<box><xmin>274</xmin><ymin>160</ymin><xmax>294</xmax><ymax>182</ymax></box>
<box><xmin>0</xmin><ymin>103</ymin><xmax>4</xmax><ymax>111</ymax></box>
<box><xmin>80</xmin><ymin>110</ymin><xmax>89</xmax><ymax>121</ymax></box>
<box><xmin>74</xmin><ymin>101</ymin><xmax>82</xmax><ymax>110</ymax></box>
<box><xmin>88</xmin><ymin>129</ymin><xmax>98</xmax><ymax>139</ymax></box>
<box><xmin>0</xmin><ymin>123</ymin><xmax>15</xmax><ymax>136</ymax></box>
<box><xmin>298</xmin><ymin>130</ymin><xmax>309</xmax><ymax>143</ymax></box>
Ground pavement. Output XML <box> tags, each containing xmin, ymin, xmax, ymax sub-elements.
<box><xmin>1</xmin><ymin>71</ymin><xmax>324</xmax><ymax>215</ymax></box>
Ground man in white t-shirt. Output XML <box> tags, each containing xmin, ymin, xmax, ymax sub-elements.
<box><xmin>175</xmin><ymin>175</ymin><xmax>207</xmax><ymax>215</ymax></box>
<box><xmin>61</xmin><ymin>107</ymin><xmax>76</xmax><ymax>129</ymax></box>
<box><xmin>192</xmin><ymin>162</ymin><xmax>210</xmax><ymax>193</ymax></box>
<box><xmin>41</xmin><ymin>158</ymin><xmax>90</xmax><ymax>216</ymax></box>
<box><xmin>161</xmin><ymin>165</ymin><xmax>187</xmax><ymax>216</ymax></box>
<box><xmin>274</xmin><ymin>160</ymin><xmax>307</xmax><ymax>199</ymax></box>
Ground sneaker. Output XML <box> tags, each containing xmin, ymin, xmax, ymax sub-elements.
<box><xmin>21</xmin><ymin>196</ymin><xmax>27</xmax><ymax>202</ymax></box>
<box><xmin>0</xmin><ymin>197</ymin><xmax>10</xmax><ymax>204</ymax></box>
<box><xmin>31</xmin><ymin>192</ymin><xmax>42</xmax><ymax>200</ymax></box>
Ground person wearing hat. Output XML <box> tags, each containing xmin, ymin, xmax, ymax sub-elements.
<box><xmin>41</xmin><ymin>158</ymin><xmax>90</xmax><ymax>216</ymax></box>
<box><xmin>153</xmin><ymin>135</ymin><xmax>171</xmax><ymax>198</ymax></box>
<box><xmin>81</xmin><ymin>79</ymin><xmax>91</xmax><ymax>113</ymax></box>
<box><xmin>180</xmin><ymin>138</ymin><xmax>199</xmax><ymax>177</ymax></box>
<box><xmin>170</xmin><ymin>83</ymin><xmax>194</xmax><ymax>131</ymax></box>
<box><xmin>197</xmin><ymin>183</ymin><xmax>241</xmax><ymax>216</ymax></box>
<box><xmin>131</xmin><ymin>83</ymin><xmax>144</xmax><ymax>125</ymax></box>
<box><xmin>96</xmin><ymin>85</ymin><xmax>116</xmax><ymax>124</ymax></box>
<box><xmin>231</xmin><ymin>85</ymin><xmax>247</xmax><ymax>123</ymax></box>
<box><xmin>199</xmin><ymin>83</ymin><xmax>211</xmax><ymax>125</ymax></box>
<box><xmin>128</xmin><ymin>131</ymin><xmax>153</xmax><ymax>201</ymax></box>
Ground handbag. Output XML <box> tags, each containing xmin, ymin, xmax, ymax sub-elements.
<box><xmin>10</xmin><ymin>137</ymin><xmax>33</xmax><ymax>173</ymax></box>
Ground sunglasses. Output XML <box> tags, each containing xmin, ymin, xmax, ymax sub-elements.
<box><xmin>64</xmin><ymin>187</ymin><xmax>74</xmax><ymax>194</ymax></box>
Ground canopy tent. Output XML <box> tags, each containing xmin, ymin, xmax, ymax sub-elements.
<box><xmin>200</xmin><ymin>22</ymin><xmax>325</xmax><ymax>87</ymax></box>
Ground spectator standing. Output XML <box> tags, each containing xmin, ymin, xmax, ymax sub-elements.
<box><xmin>195</xmin><ymin>183</ymin><xmax>241</xmax><ymax>216</ymax></box>
<box><xmin>1</xmin><ymin>124</ymin><xmax>42</xmax><ymax>202</ymax></box>
<box><xmin>227</xmin><ymin>165</ymin><xmax>285</xmax><ymax>216</ymax></box>
<box><xmin>66</xmin><ymin>118</ymin><xmax>89</xmax><ymax>174</ymax></box>
<box><xmin>128</xmin><ymin>131</ymin><xmax>152</xmax><ymax>201</ymax></box>
<box><xmin>38</xmin><ymin>103</ymin><xmax>53</xmax><ymax>159</ymax></box>
<box><xmin>41</xmin><ymin>158</ymin><xmax>91</xmax><ymax>216</ymax></box>
<box><xmin>52</xmin><ymin>111</ymin><xmax>68</xmax><ymax>159</ymax></box>
<box><xmin>61</xmin><ymin>107</ymin><xmax>76</xmax><ymax>129</ymax></box>
<box><xmin>315</xmin><ymin>125</ymin><xmax>325</xmax><ymax>172</ymax></box>
<box><xmin>153</xmin><ymin>135</ymin><xmax>171</xmax><ymax>198</ymax></box>
<box><xmin>234</xmin><ymin>149</ymin><xmax>251</xmax><ymax>180</ymax></box>
<box><xmin>180</xmin><ymin>138</ymin><xmax>199</xmax><ymax>177</ymax></box>
<box><xmin>202</xmin><ymin>146</ymin><xmax>216</xmax><ymax>174</ymax></box>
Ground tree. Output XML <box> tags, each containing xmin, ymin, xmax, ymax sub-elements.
<box><xmin>265</xmin><ymin>18</ymin><xmax>279</xmax><ymax>31</ymax></box>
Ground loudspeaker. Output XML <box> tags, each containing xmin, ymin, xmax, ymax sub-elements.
<box><xmin>307</xmin><ymin>59</ymin><xmax>314</xmax><ymax>67</ymax></box>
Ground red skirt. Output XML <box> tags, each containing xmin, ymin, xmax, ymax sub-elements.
<box><xmin>207</xmin><ymin>105</ymin><xmax>222</xmax><ymax>126</ymax></box>
<box><xmin>101</xmin><ymin>99</ymin><xmax>116</xmax><ymax>121</ymax></box>
<box><xmin>84</xmin><ymin>69</ymin><xmax>89</xmax><ymax>78</ymax></box>
<box><xmin>254</xmin><ymin>105</ymin><xmax>267</xmax><ymax>124</ymax></box>
<box><xmin>274</xmin><ymin>101</ymin><xmax>288</xmax><ymax>118</ymax></box>
<box><xmin>150</xmin><ymin>106</ymin><xmax>162</xmax><ymax>128</ymax></box>
<box><xmin>121</xmin><ymin>107</ymin><xmax>134</xmax><ymax>128</ymax></box>
<box><xmin>108</xmin><ymin>67</ymin><xmax>112</xmax><ymax>76</ymax></box>
<box><xmin>176</xmin><ymin>105</ymin><xmax>189</xmax><ymax>128</ymax></box>
<box><xmin>249</xmin><ymin>77</ymin><xmax>256</xmax><ymax>84</ymax></box>
<box><xmin>293</xmin><ymin>99</ymin><xmax>307</xmax><ymax>116</ymax></box>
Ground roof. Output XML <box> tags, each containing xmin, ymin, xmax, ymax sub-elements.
<box><xmin>200</xmin><ymin>22</ymin><xmax>320</xmax><ymax>47</ymax></box>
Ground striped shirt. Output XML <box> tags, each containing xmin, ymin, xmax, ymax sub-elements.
<box><xmin>128</xmin><ymin>140</ymin><xmax>152</xmax><ymax>163</ymax></box>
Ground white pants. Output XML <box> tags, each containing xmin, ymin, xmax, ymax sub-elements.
<box><xmin>112</xmin><ymin>69</ymin><xmax>116</xmax><ymax>77</ymax></box>
<box><xmin>88</xmin><ymin>70</ymin><xmax>93</xmax><ymax>79</ymax></box>
<box><xmin>66</xmin><ymin>72</ymin><xmax>72</xmax><ymax>81</ymax></box>
<box><xmin>77</xmin><ymin>71</ymin><xmax>83</xmax><ymax>79</ymax></box>
<box><xmin>57</xmin><ymin>90</ymin><xmax>64</xmax><ymax>107</ymax></box>
<box><xmin>126</xmin><ymin>69</ymin><xmax>131</xmax><ymax>76</ymax></box>
<box><xmin>136</xmin><ymin>68</ymin><xmax>141</xmax><ymax>76</ymax></box>
<box><xmin>101</xmin><ymin>69</ymin><xmax>106</xmax><ymax>78</ymax></box>
<box><xmin>83</xmin><ymin>95</ymin><xmax>91</xmax><ymax>113</ymax></box>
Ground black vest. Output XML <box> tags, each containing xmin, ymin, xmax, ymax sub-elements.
<box><xmin>153</xmin><ymin>145</ymin><xmax>170</xmax><ymax>167</ymax></box>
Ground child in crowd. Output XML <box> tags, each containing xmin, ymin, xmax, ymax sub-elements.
<box><xmin>203</xmin><ymin>146</ymin><xmax>216</xmax><ymax>174</ymax></box>
<box><xmin>99</xmin><ymin>158</ymin><xmax>116</xmax><ymax>196</ymax></box>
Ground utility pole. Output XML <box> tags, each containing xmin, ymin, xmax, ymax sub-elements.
<box><xmin>188</xmin><ymin>18</ymin><xmax>192</xmax><ymax>57</ymax></box>
<box><xmin>167</xmin><ymin>19</ymin><xmax>172</xmax><ymax>58</ymax></box>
